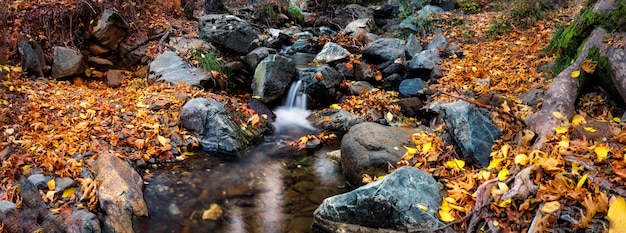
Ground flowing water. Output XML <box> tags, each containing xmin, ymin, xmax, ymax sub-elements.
<box><xmin>137</xmin><ymin>79</ymin><xmax>347</xmax><ymax>232</ymax></box>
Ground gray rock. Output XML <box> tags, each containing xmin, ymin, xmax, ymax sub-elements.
<box><xmin>432</xmin><ymin>100</ymin><xmax>501</xmax><ymax>167</ymax></box>
<box><xmin>51</xmin><ymin>46</ymin><xmax>84</xmax><ymax>79</ymax></box>
<box><xmin>476</xmin><ymin>77</ymin><xmax>491</xmax><ymax>86</ymax></box>
<box><xmin>354</xmin><ymin>61</ymin><xmax>375</xmax><ymax>81</ymax></box>
<box><xmin>91</xmin><ymin>9</ymin><xmax>129</xmax><ymax>50</ymax></box>
<box><xmin>382</xmin><ymin>62</ymin><xmax>405</xmax><ymax>77</ymax></box>
<box><xmin>307</xmin><ymin>109</ymin><xmax>366</xmax><ymax>136</ymax></box>
<box><xmin>66</xmin><ymin>209</ymin><xmax>101</xmax><ymax>233</ymax></box>
<box><xmin>252</xmin><ymin>54</ymin><xmax>296</xmax><ymax>104</ymax></box>
<box><xmin>333</xmin><ymin>4</ymin><xmax>374</xmax><ymax>27</ymax></box>
<box><xmin>343</xmin><ymin>18</ymin><xmax>375</xmax><ymax>36</ymax></box>
<box><xmin>340</xmin><ymin>122</ymin><xmax>418</xmax><ymax>187</ymax></box>
<box><xmin>18</xmin><ymin>40</ymin><xmax>46</xmax><ymax>77</ymax></box>
<box><xmin>409</xmin><ymin>49</ymin><xmax>441</xmax><ymax>71</ymax></box>
<box><xmin>54</xmin><ymin>177</ymin><xmax>77</xmax><ymax>193</ymax></box>
<box><xmin>27</xmin><ymin>173</ymin><xmax>51</xmax><ymax>190</ymax></box>
<box><xmin>383</xmin><ymin>73</ymin><xmax>405</xmax><ymax>91</ymax></box>
<box><xmin>301</xmin><ymin>65</ymin><xmax>344</xmax><ymax>107</ymax></box>
<box><xmin>245</xmin><ymin>47</ymin><xmax>276</xmax><ymax>70</ymax></box>
<box><xmin>0</xmin><ymin>200</ymin><xmax>16</xmax><ymax>217</ymax></box>
<box><xmin>399</xmin><ymin>15</ymin><xmax>420</xmax><ymax>33</ymax></box>
<box><xmin>399</xmin><ymin>78</ymin><xmax>427</xmax><ymax>97</ymax></box>
<box><xmin>120</xmin><ymin>43</ymin><xmax>149</xmax><ymax>66</ymax></box>
<box><xmin>313</xmin><ymin>42</ymin><xmax>350</xmax><ymax>64</ymax></box>
<box><xmin>362</xmin><ymin>38</ymin><xmax>406</xmax><ymax>62</ymax></box>
<box><xmin>95</xmin><ymin>152</ymin><xmax>148</xmax><ymax>233</ymax></box>
<box><xmin>180</xmin><ymin>98</ymin><xmax>250</xmax><ymax>156</ymax></box>
<box><xmin>106</xmin><ymin>69</ymin><xmax>123</xmax><ymax>88</ymax></box>
<box><xmin>520</xmin><ymin>89</ymin><xmax>544</xmax><ymax>107</ymax></box>
<box><xmin>347</xmin><ymin>80</ymin><xmax>374</xmax><ymax>95</ymax></box>
<box><xmin>87</xmin><ymin>57</ymin><xmax>114</xmax><ymax>71</ymax></box>
<box><xmin>433</xmin><ymin>0</ymin><xmax>457</xmax><ymax>11</ymax></box>
<box><xmin>427</xmin><ymin>34</ymin><xmax>448</xmax><ymax>51</ymax></box>
<box><xmin>147</xmin><ymin>51</ymin><xmax>210</xmax><ymax>87</ymax></box>
<box><xmin>314</xmin><ymin>166</ymin><xmax>445</xmax><ymax>231</ymax></box>
<box><xmin>430</xmin><ymin>65</ymin><xmax>444</xmax><ymax>80</ymax></box>
<box><xmin>167</xmin><ymin>37</ymin><xmax>216</xmax><ymax>57</ymax></box>
<box><xmin>417</xmin><ymin>5</ymin><xmax>444</xmax><ymax>17</ymax></box>
<box><xmin>397</xmin><ymin>97</ymin><xmax>424</xmax><ymax>117</ymax></box>
<box><xmin>405</xmin><ymin>33</ymin><xmax>422</xmax><ymax>59</ymax></box>
<box><xmin>199</xmin><ymin>14</ymin><xmax>258</xmax><ymax>54</ymax></box>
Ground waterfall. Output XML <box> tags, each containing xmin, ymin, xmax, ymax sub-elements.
<box><xmin>272</xmin><ymin>79</ymin><xmax>316</xmax><ymax>133</ymax></box>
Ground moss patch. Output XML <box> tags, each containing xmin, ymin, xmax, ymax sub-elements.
<box><xmin>545</xmin><ymin>1</ymin><xmax>626</xmax><ymax>74</ymax></box>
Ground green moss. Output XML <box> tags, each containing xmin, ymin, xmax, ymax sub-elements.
<box><xmin>287</xmin><ymin>7</ymin><xmax>303</xmax><ymax>21</ymax></box>
<box><xmin>459</xmin><ymin>0</ymin><xmax>481</xmax><ymax>14</ymax></box>
<box><xmin>546</xmin><ymin>1</ymin><xmax>626</xmax><ymax>75</ymax></box>
<box><xmin>578</xmin><ymin>47</ymin><xmax>623</xmax><ymax>103</ymax></box>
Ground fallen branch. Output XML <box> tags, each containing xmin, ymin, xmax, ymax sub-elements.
<box><xmin>439</xmin><ymin>91</ymin><xmax>527</xmax><ymax>127</ymax></box>
<box><xmin>563</xmin><ymin>155</ymin><xmax>626</xmax><ymax>197</ymax></box>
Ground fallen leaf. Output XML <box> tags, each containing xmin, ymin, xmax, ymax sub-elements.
<box><xmin>386</xmin><ymin>112</ymin><xmax>393</xmax><ymax>122</ymax></box>
<box><xmin>555</xmin><ymin>126</ymin><xmax>568</xmax><ymax>134</ymax></box>
<box><xmin>48</xmin><ymin>179</ymin><xmax>56</xmax><ymax>190</ymax></box>
<box><xmin>581</xmin><ymin>59</ymin><xmax>597</xmax><ymax>73</ymax></box>
<box><xmin>576</xmin><ymin>173</ymin><xmax>588</xmax><ymax>188</ymax></box>
<box><xmin>202</xmin><ymin>203</ymin><xmax>223</xmax><ymax>220</ymax></box>
<box><xmin>498</xmin><ymin>168</ymin><xmax>509</xmax><ymax>181</ymax></box>
<box><xmin>62</xmin><ymin>187</ymin><xmax>77</xmax><ymax>198</ymax></box>
<box><xmin>515</xmin><ymin>154</ymin><xmax>529</xmax><ymax>166</ymax></box>
<box><xmin>594</xmin><ymin>144</ymin><xmax>610</xmax><ymax>162</ymax></box>
<box><xmin>572</xmin><ymin>115</ymin><xmax>586</xmax><ymax>125</ymax></box>
<box><xmin>608</xmin><ymin>197</ymin><xmax>626</xmax><ymax>233</ymax></box>
<box><xmin>584</xmin><ymin>127</ymin><xmax>597</xmax><ymax>133</ymax></box>
<box><xmin>157</xmin><ymin>135</ymin><xmax>167</xmax><ymax>146</ymax></box>
<box><xmin>541</xmin><ymin>201</ymin><xmax>561</xmax><ymax>214</ymax></box>
<box><xmin>552</xmin><ymin>111</ymin><xmax>565</xmax><ymax>120</ymax></box>
<box><xmin>446</xmin><ymin>159</ymin><xmax>465</xmax><ymax>170</ymax></box>
<box><xmin>570</xmin><ymin>70</ymin><xmax>580</xmax><ymax>78</ymax></box>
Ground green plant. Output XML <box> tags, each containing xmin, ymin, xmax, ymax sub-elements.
<box><xmin>194</xmin><ymin>49</ymin><xmax>225</xmax><ymax>74</ymax></box>
<box><xmin>287</xmin><ymin>6</ymin><xmax>303</xmax><ymax>21</ymax></box>
<box><xmin>487</xmin><ymin>18</ymin><xmax>512</xmax><ymax>39</ymax></box>
<box><xmin>462</xmin><ymin>30</ymin><xmax>476</xmax><ymax>44</ymax></box>
<box><xmin>459</xmin><ymin>0</ymin><xmax>481</xmax><ymax>14</ymax></box>
<box><xmin>508</xmin><ymin>0</ymin><xmax>544</xmax><ymax>28</ymax></box>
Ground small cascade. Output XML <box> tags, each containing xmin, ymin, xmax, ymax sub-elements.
<box><xmin>272</xmin><ymin>79</ymin><xmax>316</xmax><ymax>133</ymax></box>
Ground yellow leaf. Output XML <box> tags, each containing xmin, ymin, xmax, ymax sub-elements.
<box><xmin>498</xmin><ymin>168</ymin><xmax>509</xmax><ymax>181</ymax></box>
<box><xmin>48</xmin><ymin>179</ymin><xmax>56</xmax><ymax>190</ymax></box>
<box><xmin>570</xmin><ymin>70</ymin><xmax>580</xmax><ymax>78</ymax></box>
<box><xmin>157</xmin><ymin>135</ymin><xmax>167</xmax><ymax>146</ymax></box>
<box><xmin>613</xmin><ymin>117</ymin><xmax>621</xmax><ymax>123</ymax></box>
<box><xmin>571</xmin><ymin>162</ymin><xmax>584</xmax><ymax>176</ymax></box>
<box><xmin>21</xmin><ymin>164</ymin><xmax>33</xmax><ymax>171</ymax></box>
<box><xmin>584</xmin><ymin>127</ymin><xmax>597</xmax><ymax>133</ymax></box>
<box><xmin>330</xmin><ymin>104</ymin><xmax>341</xmax><ymax>109</ymax></box>
<box><xmin>514</xmin><ymin>154</ymin><xmax>529</xmax><ymax>166</ymax></box>
<box><xmin>404</xmin><ymin>146</ymin><xmax>418</xmax><ymax>155</ymax></box>
<box><xmin>581</xmin><ymin>59</ymin><xmax>597</xmax><ymax>73</ymax></box>
<box><xmin>386</xmin><ymin>112</ymin><xmax>393</xmax><ymax>122</ymax></box>
<box><xmin>594</xmin><ymin>144</ymin><xmax>610</xmax><ymax>162</ymax></box>
<box><xmin>202</xmin><ymin>203</ymin><xmax>223</xmax><ymax>220</ymax></box>
<box><xmin>137</xmin><ymin>102</ymin><xmax>148</xmax><ymax>108</ymax></box>
<box><xmin>500</xmin><ymin>144</ymin><xmax>511</xmax><ymax>158</ymax></box>
<box><xmin>559</xmin><ymin>135</ymin><xmax>570</xmax><ymax>149</ymax></box>
<box><xmin>488</xmin><ymin>158</ymin><xmax>503</xmax><ymax>169</ymax></box>
<box><xmin>572</xmin><ymin>115</ymin><xmax>586</xmax><ymax>125</ymax></box>
<box><xmin>554</xmin><ymin>126</ymin><xmax>568</xmax><ymax>134</ymax></box>
<box><xmin>62</xmin><ymin>187</ymin><xmax>77</xmax><ymax>198</ymax></box>
<box><xmin>608</xmin><ymin>197</ymin><xmax>626</xmax><ymax>233</ymax></box>
<box><xmin>577</xmin><ymin>173</ymin><xmax>588</xmax><ymax>188</ymax></box>
<box><xmin>496</xmin><ymin>199</ymin><xmax>511</xmax><ymax>207</ymax></box>
<box><xmin>541</xmin><ymin>201</ymin><xmax>561</xmax><ymax>214</ymax></box>
<box><xmin>474</xmin><ymin>170</ymin><xmax>491</xmax><ymax>180</ymax></box>
<box><xmin>446</xmin><ymin>159</ymin><xmax>465</xmax><ymax>170</ymax></box>
<box><xmin>422</xmin><ymin>142</ymin><xmax>432</xmax><ymax>152</ymax></box>
<box><xmin>552</xmin><ymin>111</ymin><xmax>565</xmax><ymax>120</ymax></box>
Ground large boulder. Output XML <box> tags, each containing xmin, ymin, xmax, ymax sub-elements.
<box><xmin>398</xmin><ymin>78</ymin><xmax>428</xmax><ymax>97</ymax></box>
<box><xmin>307</xmin><ymin>109</ymin><xmax>366</xmax><ymax>136</ymax></box>
<box><xmin>199</xmin><ymin>14</ymin><xmax>258</xmax><ymax>54</ymax></box>
<box><xmin>91</xmin><ymin>9</ymin><xmax>129</xmax><ymax>50</ymax></box>
<box><xmin>252</xmin><ymin>54</ymin><xmax>296</xmax><ymax>104</ymax></box>
<box><xmin>300</xmin><ymin>65</ymin><xmax>344</xmax><ymax>108</ymax></box>
<box><xmin>95</xmin><ymin>152</ymin><xmax>148</xmax><ymax>233</ymax></box>
<box><xmin>313</xmin><ymin>166</ymin><xmax>447</xmax><ymax>232</ymax></box>
<box><xmin>147</xmin><ymin>51</ymin><xmax>210</xmax><ymax>87</ymax></box>
<box><xmin>405</xmin><ymin>33</ymin><xmax>422</xmax><ymax>59</ymax></box>
<box><xmin>361</xmin><ymin>38</ymin><xmax>406</xmax><ymax>63</ymax></box>
<box><xmin>431</xmin><ymin>100</ymin><xmax>501</xmax><ymax>167</ymax></box>
<box><xmin>51</xmin><ymin>46</ymin><xmax>84</xmax><ymax>79</ymax></box>
<box><xmin>340</xmin><ymin>122</ymin><xmax>418</xmax><ymax>187</ymax></box>
<box><xmin>408</xmin><ymin>49</ymin><xmax>441</xmax><ymax>75</ymax></box>
<box><xmin>180</xmin><ymin>98</ymin><xmax>250</xmax><ymax>156</ymax></box>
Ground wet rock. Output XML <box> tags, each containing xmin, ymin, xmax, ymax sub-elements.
<box><xmin>246</xmin><ymin>98</ymin><xmax>276</xmax><ymax>122</ymax></box>
<box><xmin>199</xmin><ymin>14</ymin><xmax>258</xmax><ymax>54</ymax></box>
<box><xmin>27</xmin><ymin>173</ymin><xmax>51</xmax><ymax>190</ymax></box>
<box><xmin>180</xmin><ymin>98</ymin><xmax>250</xmax><ymax>157</ymax></box>
<box><xmin>343</xmin><ymin>18</ymin><xmax>375</xmax><ymax>36</ymax></box>
<box><xmin>301</xmin><ymin>65</ymin><xmax>344</xmax><ymax>107</ymax></box>
<box><xmin>313</xmin><ymin>166</ymin><xmax>446</xmax><ymax>232</ymax></box>
<box><xmin>431</xmin><ymin>100</ymin><xmax>501</xmax><ymax>167</ymax></box>
<box><xmin>167</xmin><ymin>37</ymin><xmax>216</xmax><ymax>58</ymax></box>
<box><xmin>51</xmin><ymin>46</ymin><xmax>84</xmax><ymax>79</ymax></box>
<box><xmin>427</xmin><ymin>34</ymin><xmax>448</xmax><ymax>51</ymax></box>
<box><xmin>307</xmin><ymin>109</ymin><xmax>366</xmax><ymax>136</ymax></box>
<box><xmin>289</xmin><ymin>37</ymin><xmax>317</xmax><ymax>54</ymax></box>
<box><xmin>147</xmin><ymin>51</ymin><xmax>210</xmax><ymax>87</ymax></box>
<box><xmin>313</xmin><ymin>42</ymin><xmax>350</xmax><ymax>64</ymax></box>
<box><xmin>87</xmin><ymin>57</ymin><xmax>114</xmax><ymax>71</ymax></box>
<box><xmin>362</xmin><ymin>38</ymin><xmax>406</xmax><ymax>63</ymax></box>
<box><xmin>95</xmin><ymin>152</ymin><xmax>148</xmax><ymax>233</ymax></box>
<box><xmin>340</xmin><ymin>122</ymin><xmax>418</xmax><ymax>187</ymax></box>
<box><xmin>397</xmin><ymin>97</ymin><xmax>424</xmax><ymax>117</ymax></box>
<box><xmin>54</xmin><ymin>177</ymin><xmax>76</xmax><ymax>192</ymax></box>
<box><xmin>399</xmin><ymin>78</ymin><xmax>427</xmax><ymax>97</ymax></box>
<box><xmin>405</xmin><ymin>33</ymin><xmax>422</xmax><ymax>59</ymax></box>
<box><xmin>245</xmin><ymin>47</ymin><xmax>276</xmax><ymax>70</ymax></box>
<box><xmin>106</xmin><ymin>69</ymin><xmax>124</xmax><ymax>88</ymax></box>
<box><xmin>417</xmin><ymin>5</ymin><xmax>444</xmax><ymax>17</ymax></box>
<box><xmin>66</xmin><ymin>209</ymin><xmax>101</xmax><ymax>233</ymax></box>
<box><xmin>333</xmin><ymin>4</ymin><xmax>373</xmax><ymax>27</ymax></box>
<box><xmin>346</xmin><ymin>81</ymin><xmax>374</xmax><ymax>95</ymax></box>
<box><xmin>408</xmin><ymin>49</ymin><xmax>441</xmax><ymax>73</ymax></box>
<box><xmin>18</xmin><ymin>40</ymin><xmax>46</xmax><ymax>77</ymax></box>
<box><xmin>252</xmin><ymin>54</ymin><xmax>296</xmax><ymax>104</ymax></box>
<box><xmin>91</xmin><ymin>9</ymin><xmax>129</xmax><ymax>50</ymax></box>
